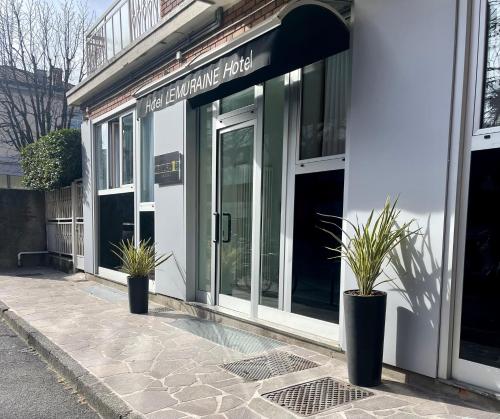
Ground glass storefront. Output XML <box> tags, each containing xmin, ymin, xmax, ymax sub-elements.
<box><xmin>194</xmin><ymin>49</ymin><xmax>351</xmax><ymax>337</ymax></box>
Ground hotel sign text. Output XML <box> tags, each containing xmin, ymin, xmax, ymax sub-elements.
<box><xmin>137</xmin><ymin>30</ymin><xmax>276</xmax><ymax>118</ymax></box>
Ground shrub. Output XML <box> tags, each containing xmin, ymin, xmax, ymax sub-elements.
<box><xmin>318</xmin><ymin>197</ymin><xmax>419</xmax><ymax>295</ymax></box>
<box><xmin>111</xmin><ymin>239</ymin><xmax>171</xmax><ymax>278</ymax></box>
<box><xmin>20</xmin><ymin>129</ymin><xmax>82</xmax><ymax>191</ymax></box>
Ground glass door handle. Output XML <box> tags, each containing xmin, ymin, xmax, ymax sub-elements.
<box><xmin>222</xmin><ymin>213</ymin><xmax>232</xmax><ymax>243</ymax></box>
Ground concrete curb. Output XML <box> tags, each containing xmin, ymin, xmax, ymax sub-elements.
<box><xmin>0</xmin><ymin>300</ymin><xmax>145</xmax><ymax>419</ymax></box>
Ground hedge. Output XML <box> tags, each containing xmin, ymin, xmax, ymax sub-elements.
<box><xmin>20</xmin><ymin>129</ymin><xmax>82</xmax><ymax>191</ymax></box>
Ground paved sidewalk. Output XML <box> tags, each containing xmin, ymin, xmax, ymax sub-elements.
<box><xmin>0</xmin><ymin>269</ymin><xmax>498</xmax><ymax>419</ymax></box>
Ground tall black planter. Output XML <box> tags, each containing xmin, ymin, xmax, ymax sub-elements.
<box><xmin>127</xmin><ymin>276</ymin><xmax>149</xmax><ymax>314</ymax></box>
<box><xmin>343</xmin><ymin>290</ymin><xmax>387</xmax><ymax>387</ymax></box>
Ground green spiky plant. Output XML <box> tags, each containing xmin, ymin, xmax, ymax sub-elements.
<box><xmin>318</xmin><ymin>197</ymin><xmax>419</xmax><ymax>296</ymax></box>
<box><xmin>111</xmin><ymin>239</ymin><xmax>171</xmax><ymax>278</ymax></box>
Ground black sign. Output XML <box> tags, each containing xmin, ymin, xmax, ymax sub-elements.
<box><xmin>155</xmin><ymin>152</ymin><xmax>183</xmax><ymax>186</ymax></box>
<box><xmin>137</xmin><ymin>30</ymin><xmax>278</xmax><ymax>118</ymax></box>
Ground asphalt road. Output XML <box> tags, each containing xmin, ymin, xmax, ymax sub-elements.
<box><xmin>0</xmin><ymin>319</ymin><xmax>100</xmax><ymax>419</ymax></box>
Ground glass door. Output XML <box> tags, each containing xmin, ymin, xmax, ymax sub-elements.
<box><xmin>452</xmin><ymin>0</ymin><xmax>500</xmax><ymax>392</ymax></box>
<box><xmin>217</xmin><ymin>120</ymin><xmax>257</xmax><ymax>314</ymax></box>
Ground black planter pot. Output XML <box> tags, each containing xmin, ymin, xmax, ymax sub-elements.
<box><xmin>127</xmin><ymin>276</ymin><xmax>149</xmax><ymax>314</ymax></box>
<box><xmin>343</xmin><ymin>290</ymin><xmax>387</xmax><ymax>387</ymax></box>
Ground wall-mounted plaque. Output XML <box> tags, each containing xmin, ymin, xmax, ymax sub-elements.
<box><xmin>155</xmin><ymin>151</ymin><xmax>183</xmax><ymax>186</ymax></box>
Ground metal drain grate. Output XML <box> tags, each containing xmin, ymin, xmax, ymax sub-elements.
<box><xmin>262</xmin><ymin>377</ymin><xmax>373</xmax><ymax>416</ymax></box>
<box><xmin>221</xmin><ymin>351</ymin><xmax>318</xmax><ymax>381</ymax></box>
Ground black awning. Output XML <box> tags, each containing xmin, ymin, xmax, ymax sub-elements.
<box><xmin>137</xmin><ymin>4</ymin><xmax>349</xmax><ymax>118</ymax></box>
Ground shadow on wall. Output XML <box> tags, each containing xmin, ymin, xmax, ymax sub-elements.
<box><xmin>390</xmin><ymin>215</ymin><xmax>441</xmax><ymax>373</ymax></box>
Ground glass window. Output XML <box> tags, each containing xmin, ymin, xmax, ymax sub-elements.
<box><xmin>197</xmin><ymin>104</ymin><xmax>213</xmax><ymax>292</ymax></box>
<box><xmin>291</xmin><ymin>170</ymin><xmax>344</xmax><ymax>323</ymax></box>
<box><xmin>460</xmin><ymin>148</ymin><xmax>500</xmax><ymax>368</ymax></box>
<box><xmin>481</xmin><ymin>0</ymin><xmax>500</xmax><ymax>128</ymax></box>
<box><xmin>140</xmin><ymin>113</ymin><xmax>154</xmax><ymax>202</ymax></box>
<box><xmin>99</xmin><ymin>192</ymin><xmax>134</xmax><ymax>270</ymax></box>
<box><xmin>220</xmin><ymin>87</ymin><xmax>254</xmax><ymax>114</ymax></box>
<box><xmin>121</xmin><ymin>113</ymin><xmax>134</xmax><ymax>185</ymax></box>
<box><xmin>95</xmin><ymin>124</ymin><xmax>108</xmax><ymax>190</ymax></box>
<box><xmin>140</xmin><ymin>211</ymin><xmax>154</xmax><ymax>244</ymax></box>
<box><xmin>300</xmin><ymin>51</ymin><xmax>351</xmax><ymax>160</ymax></box>
<box><xmin>109</xmin><ymin>120</ymin><xmax>120</xmax><ymax>188</ymax></box>
<box><xmin>260</xmin><ymin>75</ymin><xmax>286</xmax><ymax>308</ymax></box>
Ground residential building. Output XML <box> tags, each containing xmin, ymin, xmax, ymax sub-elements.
<box><xmin>67</xmin><ymin>0</ymin><xmax>500</xmax><ymax>394</ymax></box>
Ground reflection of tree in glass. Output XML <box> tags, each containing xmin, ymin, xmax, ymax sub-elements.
<box><xmin>483</xmin><ymin>0</ymin><xmax>500</xmax><ymax>128</ymax></box>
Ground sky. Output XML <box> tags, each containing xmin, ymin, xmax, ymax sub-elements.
<box><xmin>87</xmin><ymin>0</ymin><xmax>108</xmax><ymax>20</ymax></box>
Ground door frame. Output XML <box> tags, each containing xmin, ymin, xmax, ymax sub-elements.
<box><xmin>451</xmin><ymin>0</ymin><xmax>500</xmax><ymax>391</ymax></box>
<box><xmin>212</xmin><ymin>85</ymin><xmax>264</xmax><ymax>316</ymax></box>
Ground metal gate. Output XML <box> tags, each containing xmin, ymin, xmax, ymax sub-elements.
<box><xmin>45</xmin><ymin>180</ymin><xmax>84</xmax><ymax>270</ymax></box>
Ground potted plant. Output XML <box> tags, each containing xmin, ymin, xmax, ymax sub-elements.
<box><xmin>319</xmin><ymin>198</ymin><xmax>418</xmax><ymax>387</ymax></box>
<box><xmin>112</xmin><ymin>239</ymin><xmax>171</xmax><ymax>314</ymax></box>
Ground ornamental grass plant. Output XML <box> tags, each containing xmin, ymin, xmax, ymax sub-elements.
<box><xmin>111</xmin><ymin>239</ymin><xmax>171</xmax><ymax>278</ymax></box>
<box><xmin>319</xmin><ymin>197</ymin><xmax>419</xmax><ymax>296</ymax></box>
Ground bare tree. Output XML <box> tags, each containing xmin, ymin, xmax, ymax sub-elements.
<box><xmin>0</xmin><ymin>0</ymin><xmax>92</xmax><ymax>151</ymax></box>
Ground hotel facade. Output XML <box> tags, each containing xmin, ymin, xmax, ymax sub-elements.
<box><xmin>68</xmin><ymin>0</ymin><xmax>500</xmax><ymax>394</ymax></box>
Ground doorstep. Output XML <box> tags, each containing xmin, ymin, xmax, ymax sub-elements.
<box><xmin>88</xmin><ymin>272</ymin><xmax>500</xmax><ymax>405</ymax></box>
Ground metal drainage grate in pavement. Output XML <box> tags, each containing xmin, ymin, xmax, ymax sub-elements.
<box><xmin>221</xmin><ymin>351</ymin><xmax>318</xmax><ymax>381</ymax></box>
<box><xmin>262</xmin><ymin>377</ymin><xmax>373</xmax><ymax>416</ymax></box>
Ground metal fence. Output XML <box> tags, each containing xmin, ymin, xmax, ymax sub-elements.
<box><xmin>45</xmin><ymin>180</ymin><xmax>84</xmax><ymax>270</ymax></box>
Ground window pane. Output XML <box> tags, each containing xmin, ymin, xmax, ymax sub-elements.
<box><xmin>99</xmin><ymin>192</ymin><xmax>134</xmax><ymax>270</ymax></box>
<box><xmin>291</xmin><ymin>170</ymin><xmax>344</xmax><ymax>323</ymax></box>
<box><xmin>197</xmin><ymin>104</ymin><xmax>212</xmax><ymax>292</ymax></box>
<box><xmin>220</xmin><ymin>87</ymin><xmax>254</xmax><ymax>114</ymax></box>
<box><xmin>109</xmin><ymin>121</ymin><xmax>120</xmax><ymax>188</ymax></box>
<box><xmin>96</xmin><ymin>124</ymin><xmax>108</xmax><ymax>190</ymax></box>
<box><xmin>459</xmin><ymin>148</ymin><xmax>500</xmax><ymax>368</ymax></box>
<box><xmin>140</xmin><ymin>113</ymin><xmax>154</xmax><ymax>202</ymax></box>
<box><xmin>300</xmin><ymin>51</ymin><xmax>350</xmax><ymax>159</ymax></box>
<box><xmin>260</xmin><ymin>75</ymin><xmax>285</xmax><ymax>308</ymax></box>
<box><xmin>482</xmin><ymin>1</ymin><xmax>500</xmax><ymax>128</ymax></box>
<box><xmin>122</xmin><ymin>114</ymin><xmax>134</xmax><ymax>185</ymax></box>
<box><xmin>140</xmin><ymin>211</ymin><xmax>154</xmax><ymax>243</ymax></box>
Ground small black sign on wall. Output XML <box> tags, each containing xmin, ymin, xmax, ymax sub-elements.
<box><xmin>155</xmin><ymin>151</ymin><xmax>183</xmax><ymax>186</ymax></box>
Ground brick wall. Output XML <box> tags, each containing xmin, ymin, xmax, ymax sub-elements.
<box><xmin>89</xmin><ymin>0</ymin><xmax>290</xmax><ymax>118</ymax></box>
<box><xmin>160</xmin><ymin>0</ymin><xmax>184</xmax><ymax>17</ymax></box>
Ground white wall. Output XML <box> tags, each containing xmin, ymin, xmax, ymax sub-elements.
<box><xmin>345</xmin><ymin>0</ymin><xmax>457</xmax><ymax>377</ymax></box>
<box><xmin>81</xmin><ymin>119</ymin><xmax>95</xmax><ymax>274</ymax></box>
<box><xmin>153</xmin><ymin>101</ymin><xmax>188</xmax><ymax>300</ymax></box>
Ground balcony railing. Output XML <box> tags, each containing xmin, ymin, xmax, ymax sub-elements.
<box><xmin>86</xmin><ymin>0</ymin><xmax>160</xmax><ymax>74</ymax></box>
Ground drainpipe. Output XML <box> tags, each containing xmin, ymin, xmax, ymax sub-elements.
<box><xmin>17</xmin><ymin>251</ymin><xmax>49</xmax><ymax>267</ymax></box>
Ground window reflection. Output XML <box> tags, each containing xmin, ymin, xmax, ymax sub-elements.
<box><xmin>482</xmin><ymin>0</ymin><xmax>500</xmax><ymax>128</ymax></box>
<box><xmin>300</xmin><ymin>51</ymin><xmax>351</xmax><ymax>159</ymax></box>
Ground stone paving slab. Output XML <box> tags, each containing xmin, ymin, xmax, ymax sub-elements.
<box><xmin>0</xmin><ymin>268</ymin><xmax>499</xmax><ymax>419</ymax></box>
